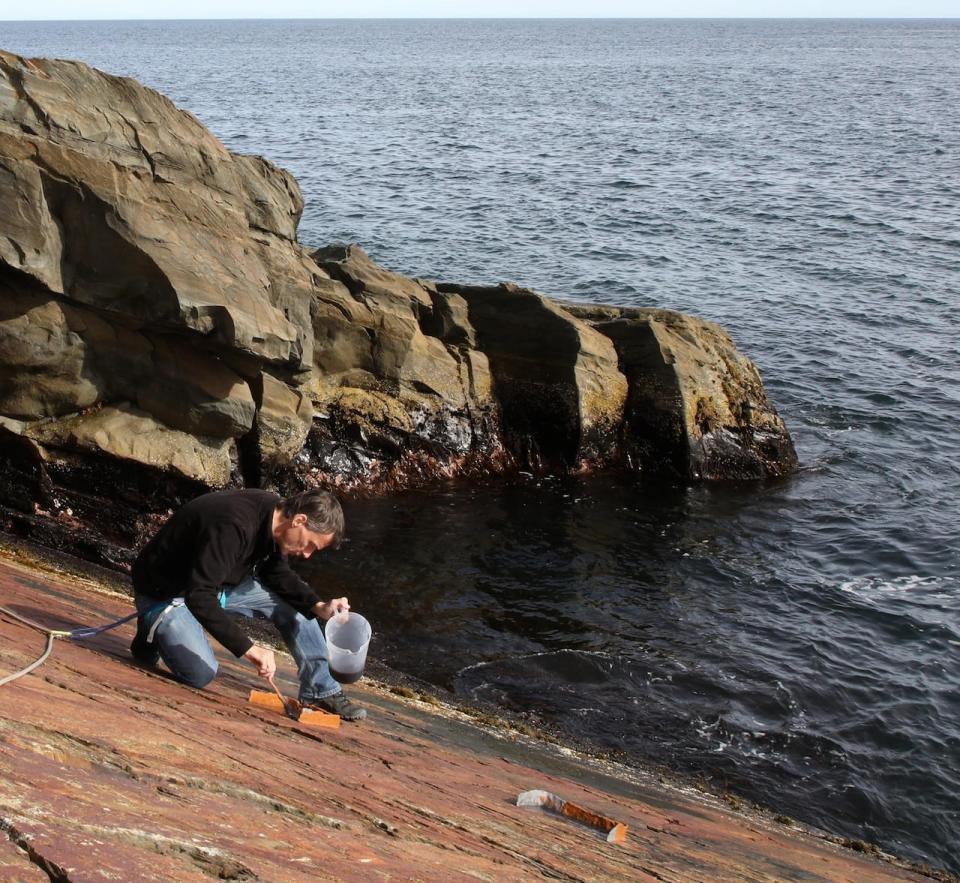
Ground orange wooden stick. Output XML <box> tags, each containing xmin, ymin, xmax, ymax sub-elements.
<box><xmin>562</xmin><ymin>802</ymin><xmax>628</xmax><ymax>844</ymax></box>
<box><xmin>517</xmin><ymin>790</ymin><xmax>628</xmax><ymax>843</ymax></box>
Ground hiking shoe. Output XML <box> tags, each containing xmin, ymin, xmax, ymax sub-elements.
<box><xmin>130</xmin><ymin>616</ymin><xmax>160</xmax><ymax>667</ymax></box>
<box><xmin>305</xmin><ymin>691</ymin><xmax>367</xmax><ymax>721</ymax></box>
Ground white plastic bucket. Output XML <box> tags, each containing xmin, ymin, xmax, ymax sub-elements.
<box><xmin>325</xmin><ymin>612</ymin><xmax>371</xmax><ymax>684</ymax></box>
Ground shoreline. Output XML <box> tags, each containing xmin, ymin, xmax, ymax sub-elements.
<box><xmin>0</xmin><ymin>535</ymin><xmax>952</xmax><ymax>882</ymax></box>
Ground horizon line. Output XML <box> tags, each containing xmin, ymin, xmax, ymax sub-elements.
<box><xmin>3</xmin><ymin>16</ymin><xmax>959</xmax><ymax>22</ymax></box>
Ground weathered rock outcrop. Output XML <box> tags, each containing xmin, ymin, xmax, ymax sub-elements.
<box><xmin>306</xmin><ymin>244</ymin><xmax>503</xmax><ymax>488</ymax></box>
<box><xmin>435</xmin><ymin>281</ymin><xmax>629</xmax><ymax>470</ymax></box>
<box><xmin>307</xmin><ymin>247</ymin><xmax>632</xmax><ymax>484</ymax></box>
<box><xmin>0</xmin><ymin>49</ymin><xmax>322</xmax><ymax>558</ymax></box>
<box><xmin>562</xmin><ymin>304</ymin><xmax>797</xmax><ymax>480</ymax></box>
<box><xmin>0</xmin><ymin>49</ymin><xmax>796</xmax><ymax>565</ymax></box>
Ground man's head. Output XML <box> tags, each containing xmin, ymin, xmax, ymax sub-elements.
<box><xmin>272</xmin><ymin>489</ymin><xmax>345</xmax><ymax>559</ymax></box>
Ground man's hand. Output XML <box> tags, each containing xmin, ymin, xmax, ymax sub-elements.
<box><xmin>243</xmin><ymin>644</ymin><xmax>276</xmax><ymax>680</ymax></box>
<box><xmin>314</xmin><ymin>597</ymin><xmax>350</xmax><ymax>621</ymax></box>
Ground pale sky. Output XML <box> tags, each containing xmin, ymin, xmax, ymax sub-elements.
<box><xmin>0</xmin><ymin>1</ymin><xmax>957</xmax><ymax>20</ymax></box>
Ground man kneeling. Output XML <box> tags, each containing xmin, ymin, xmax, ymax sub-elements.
<box><xmin>130</xmin><ymin>488</ymin><xmax>366</xmax><ymax>721</ymax></box>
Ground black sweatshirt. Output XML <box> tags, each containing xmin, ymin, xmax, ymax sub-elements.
<box><xmin>132</xmin><ymin>489</ymin><xmax>323</xmax><ymax>657</ymax></box>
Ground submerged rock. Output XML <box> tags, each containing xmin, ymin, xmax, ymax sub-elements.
<box><xmin>0</xmin><ymin>49</ymin><xmax>797</xmax><ymax>563</ymax></box>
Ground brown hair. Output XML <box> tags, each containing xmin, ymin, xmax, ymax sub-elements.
<box><xmin>280</xmin><ymin>489</ymin><xmax>345</xmax><ymax>548</ymax></box>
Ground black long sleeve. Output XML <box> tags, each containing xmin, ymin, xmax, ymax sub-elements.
<box><xmin>182</xmin><ymin>520</ymin><xmax>254</xmax><ymax>657</ymax></box>
<box><xmin>255</xmin><ymin>555</ymin><xmax>323</xmax><ymax>616</ymax></box>
<box><xmin>132</xmin><ymin>489</ymin><xmax>323</xmax><ymax>658</ymax></box>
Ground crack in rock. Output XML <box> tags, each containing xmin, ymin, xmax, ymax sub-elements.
<box><xmin>71</xmin><ymin>822</ymin><xmax>258</xmax><ymax>881</ymax></box>
<box><xmin>0</xmin><ymin>718</ymin><xmax>140</xmax><ymax>781</ymax></box>
<box><xmin>1</xmin><ymin>816</ymin><xmax>72</xmax><ymax>882</ymax></box>
<box><xmin>167</xmin><ymin>776</ymin><xmax>348</xmax><ymax>830</ymax></box>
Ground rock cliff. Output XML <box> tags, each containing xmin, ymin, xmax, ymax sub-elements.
<box><xmin>0</xmin><ymin>49</ymin><xmax>797</xmax><ymax>565</ymax></box>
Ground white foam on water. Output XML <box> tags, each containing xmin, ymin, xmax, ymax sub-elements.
<box><xmin>454</xmin><ymin>647</ymin><xmax>618</xmax><ymax>679</ymax></box>
<box><xmin>838</xmin><ymin>574</ymin><xmax>952</xmax><ymax>600</ymax></box>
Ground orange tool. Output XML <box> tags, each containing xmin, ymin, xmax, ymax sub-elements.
<box><xmin>248</xmin><ymin>689</ymin><xmax>341</xmax><ymax>729</ymax></box>
<box><xmin>516</xmin><ymin>789</ymin><xmax>628</xmax><ymax>843</ymax></box>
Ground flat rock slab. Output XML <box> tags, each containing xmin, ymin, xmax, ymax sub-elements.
<box><xmin>0</xmin><ymin>557</ymin><xmax>930</xmax><ymax>882</ymax></box>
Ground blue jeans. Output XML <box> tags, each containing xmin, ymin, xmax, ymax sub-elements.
<box><xmin>134</xmin><ymin>576</ymin><xmax>341</xmax><ymax>701</ymax></box>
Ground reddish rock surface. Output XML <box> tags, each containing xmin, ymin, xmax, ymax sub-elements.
<box><xmin>0</xmin><ymin>555</ymin><xmax>934</xmax><ymax>882</ymax></box>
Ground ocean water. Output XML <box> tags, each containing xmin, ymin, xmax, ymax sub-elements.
<box><xmin>3</xmin><ymin>18</ymin><xmax>959</xmax><ymax>874</ymax></box>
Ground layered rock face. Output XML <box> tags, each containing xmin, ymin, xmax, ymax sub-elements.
<box><xmin>308</xmin><ymin>246</ymin><xmax>630</xmax><ymax>485</ymax></box>
<box><xmin>0</xmin><ymin>50</ymin><xmax>320</xmax><ymax>560</ymax></box>
<box><xmin>562</xmin><ymin>304</ymin><xmax>798</xmax><ymax>480</ymax></box>
<box><xmin>0</xmin><ymin>50</ymin><xmax>796</xmax><ymax>564</ymax></box>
